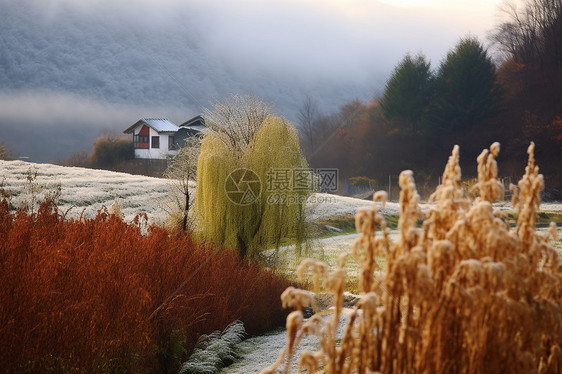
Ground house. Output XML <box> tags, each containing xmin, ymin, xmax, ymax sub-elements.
<box><xmin>180</xmin><ymin>115</ymin><xmax>206</xmax><ymax>133</ymax></box>
<box><xmin>124</xmin><ymin>118</ymin><xmax>180</xmax><ymax>159</ymax></box>
<box><xmin>175</xmin><ymin>115</ymin><xmax>208</xmax><ymax>149</ymax></box>
<box><xmin>124</xmin><ymin>116</ymin><xmax>207</xmax><ymax>160</ymax></box>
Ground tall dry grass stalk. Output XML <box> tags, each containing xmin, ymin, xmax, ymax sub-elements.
<box><xmin>264</xmin><ymin>142</ymin><xmax>562</xmax><ymax>374</ymax></box>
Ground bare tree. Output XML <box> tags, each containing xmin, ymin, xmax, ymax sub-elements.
<box><xmin>203</xmin><ymin>94</ymin><xmax>273</xmax><ymax>153</ymax></box>
<box><xmin>297</xmin><ymin>95</ymin><xmax>319</xmax><ymax>155</ymax></box>
<box><xmin>163</xmin><ymin>136</ymin><xmax>201</xmax><ymax>231</ymax></box>
<box><xmin>491</xmin><ymin>0</ymin><xmax>562</xmax><ymax>71</ymax></box>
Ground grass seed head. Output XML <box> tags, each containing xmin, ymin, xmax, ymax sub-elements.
<box><xmin>267</xmin><ymin>142</ymin><xmax>562</xmax><ymax>374</ymax></box>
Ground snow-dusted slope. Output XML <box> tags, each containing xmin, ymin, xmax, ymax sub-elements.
<box><xmin>2</xmin><ymin>160</ymin><xmax>561</xmax><ymax>227</ymax></box>
<box><xmin>0</xmin><ymin>160</ymin><xmax>171</xmax><ymax>224</ymax></box>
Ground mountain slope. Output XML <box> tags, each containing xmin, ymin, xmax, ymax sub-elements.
<box><xmin>0</xmin><ymin>0</ymin><xmax>380</xmax><ymax>161</ymax></box>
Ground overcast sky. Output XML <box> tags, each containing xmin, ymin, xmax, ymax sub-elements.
<box><xmin>35</xmin><ymin>0</ymin><xmax>506</xmax><ymax>80</ymax></box>
<box><xmin>1</xmin><ymin>0</ymin><xmax>512</xmax><ymax>161</ymax></box>
<box><xmin>196</xmin><ymin>0</ymin><xmax>505</xmax><ymax>75</ymax></box>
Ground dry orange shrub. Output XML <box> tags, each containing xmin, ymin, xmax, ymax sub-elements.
<box><xmin>0</xmin><ymin>202</ymin><xmax>292</xmax><ymax>373</ymax></box>
<box><xmin>265</xmin><ymin>142</ymin><xmax>562</xmax><ymax>374</ymax></box>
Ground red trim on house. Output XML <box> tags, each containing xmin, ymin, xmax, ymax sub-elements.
<box><xmin>138</xmin><ymin>125</ymin><xmax>150</xmax><ymax>136</ymax></box>
<box><xmin>134</xmin><ymin>125</ymin><xmax>150</xmax><ymax>149</ymax></box>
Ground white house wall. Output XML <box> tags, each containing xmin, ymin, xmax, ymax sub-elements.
<box><xmin>133</xmin><ymin>126</ymin><xmax>178</xmax><ymax>160</ymax></box>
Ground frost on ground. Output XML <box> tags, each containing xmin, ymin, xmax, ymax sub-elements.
<box><xmin>2</xmin><ymin>160</ymin><xmax>561</xmax><ymax>227</ymax></box>
<box><xmin>0</xmin><ymin>160</ymin><xmax>171</xmax><ymax>225</ymax></box>
<box><xmin>2</xmin><ymin>160</ymin><xmax>562</xmax><ymax>372</ymax></box>
<box><xmin>308</xmin><ymin>193</ymin><xmax>562</xmax><ymax>221</ymax></box>
<box><xmin>260</xmin><ymin>233</ymin><xmax>395</xmax><ymax>287</ymax></box>
<box><xmin>220</xmin><ymin>312</ymin><xmax>352</xmax><ymax>374</ymax></box>
<box><xmin>181</xmin><ymin>321</ymin><xmax>246</xmax><ymax>374</ymax></box>
<box><xmin>307</xmin><ymin>193</ymin><xmax>404</xmax><ymax>220</ymax></box>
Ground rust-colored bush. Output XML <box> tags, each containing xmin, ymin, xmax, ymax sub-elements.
<box><xmin>267</xmin><ymin>142</ymin><xmax>562</xmax><ymax>374</ymax></box>
<box><xmin>0</xmin><ymin>202</ymin><xmax>291</xmax><ymax>373</ymax></box>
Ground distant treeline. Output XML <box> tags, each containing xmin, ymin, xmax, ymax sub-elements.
<box><xmin>300</xmin><ymin>0</ymin><xmax>562</xmax><ymax>191</ymax></box>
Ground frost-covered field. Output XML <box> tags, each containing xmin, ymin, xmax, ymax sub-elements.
<box><xmin>0</xmin><ymin>161</ymin><xmax>401</xmax><ymax>228</ymax></box>
<box><xmin>306</xmin><ymin>193</ymin><xmax>404</xmax><ymax>220</ymax></box>
<box><xmin>0</xmin><ymin>160</ymin><xmax>172</xmax><ymax>224</ymax></box>
<box><xmin>308</xmin><ymin>192</ymin><xmax>562</xmax><ymax>220</ymax></box>
<box><xmin>2</xmin><ymin>160</ymin><xmax>561</xmax><ymax>227</ymax></box>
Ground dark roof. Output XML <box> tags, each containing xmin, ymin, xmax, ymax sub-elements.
<box><xmin>123</xmin><ymin>118</ymin><xmax>179</xmax><ymax>134</ymax></box>
<box><xmin>178</xmin><ymin>115</ymin><xmax>209</xmax><ymax>134</ymax></box>
<box><xmin>180</xmin><ymin>115</ymin><xmax>205</xmax><ymax>128</ymax></box>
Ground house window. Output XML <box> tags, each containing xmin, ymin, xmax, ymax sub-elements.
<box><xmin>169</xmin><ymin>135</ymin><xmax>176</xmax><ymax>150</ymax></box>
<box><xmin>151</xmin><ymin>136</ymin><xmax>160</xmax><ymax>149</ymax></box>
<box><xmin>134</xmin><ymin>135</ymin><xmax>149</xmax><ymax>149</ymax></box>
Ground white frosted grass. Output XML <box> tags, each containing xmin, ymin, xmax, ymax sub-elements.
<box><xmin>2</xmin><ymin>160</ymin><xmax>561</xmax><ymax>372</ymax></box>
<box><xmin>309</xmin><ymin>193</ymin><xmax>562</xmax><ymax>221</ymax></box>
<box><xmin>308</xmin><ymin>192</ymin><xmax>428</xmax><ymax>221</ymax></box>
<box><xmin>221</xmin><ymin>312</ymin><xmax>352</xmax><ymax>374</ymax></box>
<box><xmin>2</xmin><ymin>160</ymin><xmax>561</xmax><ymax>227</ymax></box>
<box><xmin>181</xmin><ymin>320</ymin><xmax>246</xmax><ymax>374</ymax></box>
<box><xmin>1</xmin><ymin>160</ymin><xmax>170</xmax><ymax>225</ymax></box>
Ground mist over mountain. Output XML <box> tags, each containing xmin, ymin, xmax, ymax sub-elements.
<box><xmin>0</xmin><ymin>0</ymin><xmax>492</xmax><ymax>162</ymax></box>
<box><xmin>0</xmin><ymin>0</ymin><xmax>384</xmax><ymax>161</ymax></box>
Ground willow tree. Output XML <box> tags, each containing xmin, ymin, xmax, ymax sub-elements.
<box><xmin>194</xmin><ymin>110</ymin><xmax>309</xmax><ymax>259</ymax></box>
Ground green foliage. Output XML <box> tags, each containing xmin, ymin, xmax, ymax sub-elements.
<box><xmin>194</xmin><ymin>133</ymin><xmax>239</xmax><ymax>251</ymax></box>
<box><xmin>194</xmin><ymin>115</ymin><xmax>309</xmax><ymax>259</ymax></box>
<box><xmin>305</xmin><ymin>30</ymin><xmax>562</xmax><ymax>191</ymax></box>
<box><xmin>379</xmin><ymin>53</ymin><xmax>434</xmax><ymax>133</ymax></box>
<box><xmin>245</xmin><ymin>116</ymin><xmax>309</xmax><ymax>254</ymax></box>
<box><xmin>429</xmin><ymin>37</ymin><xmax>500</xmax><ymax>133</ymax></box>
<box><xmin>90</xmin><ymin>134</ymin><xmax>134</xmax><ymax>168</ymax></box>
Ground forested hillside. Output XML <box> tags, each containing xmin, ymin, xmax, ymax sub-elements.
<box><xmin>302</xmin><ymin>0</ymin><xmax>562</xmax><ymax>191</ymax></box>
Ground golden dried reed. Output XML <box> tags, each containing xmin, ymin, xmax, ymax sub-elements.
<box><xmin>266</xmin><ymin>142</ymin><xmax>562</xmax><ymax>374</ymax></box>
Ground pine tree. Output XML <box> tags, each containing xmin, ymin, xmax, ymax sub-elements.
<box><xmin>429</xmin><ymin>37</ymin><xmax>500</xmax><ymax>133</ymax></box>
<box><xmin>379</xmin><ymin>53</ymin><xmax>434</xmax><ymax>134</ymax></box>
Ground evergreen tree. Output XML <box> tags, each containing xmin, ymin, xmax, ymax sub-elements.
<box><xmin>429</xmin><ymin>37</ymin><xmax>500</xmax><ymax>133</ymax></box>
<box><xmin>379</xmin><ymin>53</ymin><xmax>434</xmax><ymax>134</ymax></box>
